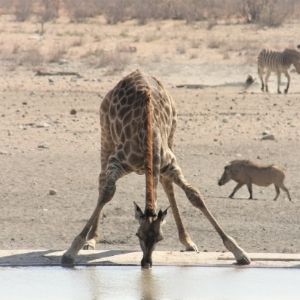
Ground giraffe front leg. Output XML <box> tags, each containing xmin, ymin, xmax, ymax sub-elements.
<box><xmin>61</xmin><ymin>183</ymin><xmax>116</xmax><ymax>267</ymax></box>
<box><xmin>82</xmin><ymin>172</ymin><xmax>106</xmax><ymax>250</ymax></box>
<box><xmin>62</xmin><ymin>164</ymin><xmax>126</xmax><ymax>267</ymax></box>
<box><xmin>165</xmin><ymin>164</ymin><xmax>251</xmax><ymax>265</ymax></box>
<box><xmin>160</xmin><ymin>176</ymin><xmax>198</xmax><ymax>252</ymax></box>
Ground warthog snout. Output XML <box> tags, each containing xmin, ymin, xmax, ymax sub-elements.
<box><xmin>218</xmin><ymin>166</ymin><xmax>231</xmax><ymax>186</ymax></box>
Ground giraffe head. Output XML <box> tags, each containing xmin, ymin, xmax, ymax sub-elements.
<box><xmin>134</xmin><ymin>202</ymin><xmax>169</xmax><ymax>268</ymax></box>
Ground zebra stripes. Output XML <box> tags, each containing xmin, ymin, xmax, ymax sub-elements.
<box><xmin>257</xmin><ymin>47</ymin><xmax>300</xmax><ymax>94</ymax></box>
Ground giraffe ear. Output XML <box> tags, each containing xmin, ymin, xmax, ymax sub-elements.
<box><xmin>134</xmin><ymin>201</ymin><xmax>144</xmax><ymax>221</ymax></box>
<box><xmin>157</xmin><ymin>206</ymin><xmax>170</xmax><ymax>223</ymax></box>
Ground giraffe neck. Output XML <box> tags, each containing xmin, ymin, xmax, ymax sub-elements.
<box><xmin>145</xmin><ymin>89</ymin><xmax>155</xmax><ymax>216</ymax></box>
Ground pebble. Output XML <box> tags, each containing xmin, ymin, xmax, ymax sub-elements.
<box><xmin>49</xmin><ymin>189</ymin><xmax>57</xmax><ymax>196</ymax></box>
<box><xmin>261</xmin><ymin>134</ymin><xmax>275</xmax><ymax>141</ymax></box>
<box><xmin>70</xmin><ymin>109</ymin><xmax>77</xmax><ymax>115</ymax></box>
<box><xmin>37</xmin><ymin>143</ymin><xmax>49</xmax><ymax>149</ymax></box>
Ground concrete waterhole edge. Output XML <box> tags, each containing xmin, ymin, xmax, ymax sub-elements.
<box><xmin>0</xmin><ymin>250</ymin><xmax>300</xmax><ymax>268</ymax></box>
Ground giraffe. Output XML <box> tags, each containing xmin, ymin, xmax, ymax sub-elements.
<box><xmin>61</xmin><ymin>70</ymin><xmax>251</xmax><ymax>268</ymax></box>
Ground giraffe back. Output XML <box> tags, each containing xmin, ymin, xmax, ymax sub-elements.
<box><xmin>100</xmin><ymin>70</ymin><xmax>176</xmax><ymax>174</ymax></box>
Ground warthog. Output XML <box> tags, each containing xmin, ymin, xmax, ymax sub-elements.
<box><xmin>218</xmin><ymin>160</ymin><xmax>292</xmax><ymax>201</ymax></box>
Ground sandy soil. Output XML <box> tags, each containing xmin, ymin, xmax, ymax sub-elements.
<box><xmin>0</xmin><ymin>16</ymin><xmax>300</xmax><ymax>254</ymax></box>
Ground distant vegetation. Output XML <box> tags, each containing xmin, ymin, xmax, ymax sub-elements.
<box><xmin>0</xmin><ymin>0</ymin><xmax>299</xmax><ymax>27</ymax></box>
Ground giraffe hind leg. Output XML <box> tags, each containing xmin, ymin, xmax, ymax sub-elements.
<box><xmin>163</xmin><ymin>163</ymin><xmax>251</xmax><ymax>265</ymax></box>
<box><xmin>160</xmin><ymin>176</ymin><xmax>198</xmax><ymax>252</ymax></box>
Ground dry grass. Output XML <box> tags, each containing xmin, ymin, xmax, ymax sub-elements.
<box><xmin>47</xmin><ymin>45</ymin><xmax>67</xmax><ymax>63</ymax></box>
<box><xmin>207</xmin><ymin>39</ymin><xmax>223</xmax><ymax>49</ymax></box>
<box><xmin>176</xmin><ymin>45</ymin><xmax>186</xmax><ymax>55</ymax></box>
<box><xmin>190</xmin><ymin>39</ymin><xmax>202</xmax><ymax>49</ymax></box>
<box><xmin>17</xmin><ymin>48</ymin><xmax>44</xmax><ymax>66</ymax></box>
<box><xmin>83</xmin><ymin>48</ymin><xmax>131</xmax><ymax>73</ymax></box>
<box><xmin>69</xmin><ymin>37</ymin><xmax>83</xmax><ymax>48</ymax></box>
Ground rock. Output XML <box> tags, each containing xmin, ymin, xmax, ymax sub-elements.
<box><xmin>222</xmin><ymin>118</ymin><xmax>228</xmax><ymax>123</ymax></box>
<box><xmin>70</xmin><ymin>109</ymin><xmax>77</xmax><ymax>115</ymax></box>
<box><xmin>261</xmin><ymin>134</ymin><xmax>275</xmax><ymax>141</ymax></box>
<box><xmin>37</xmin><ymin>143</ymin><xmax>49</xmax><ymax>149</ymax></box>
<box><xmin>0</xmin><ymin>150</ymin><xmax>9</xmax><ymax>155</ymax></box>
<box><xmin>245</xmin><ymin>75</ymin><xmax>254</xmax><ymax>86</ymax></box>
<box><xmin>49</xmin><ymin>189</ymin><xmax>57</xmax><ymax>196</ymax></box>
<box><xmin>36</xmin><ymin>122</ymin><xmax>51</xmax><ymax>128</ymax></box>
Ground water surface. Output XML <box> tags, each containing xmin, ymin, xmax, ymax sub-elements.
<box><xmin>0</xmin><ymin>266</ymin><xmax>299</xmax><ymax>300</ymax></box>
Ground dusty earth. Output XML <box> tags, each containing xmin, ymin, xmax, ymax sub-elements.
<box><xmin>0</xmin><ymin>16</ymin><xmax>300</xmax><ymax>255</ymax></box>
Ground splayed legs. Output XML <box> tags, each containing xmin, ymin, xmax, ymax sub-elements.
<box><xmin>160</xmin><ymin>176</ymin><xmax>198</xmax><ymax>252</ymax></box>
<box><xmin>162</xmin><ymin>162</ymin><xmax>251</xmax><ymax>265</ymax></box>
<box><xmin>62</xmin><ymin>163</ymin><xmax>126</xmax><ymax>267</ymax></box>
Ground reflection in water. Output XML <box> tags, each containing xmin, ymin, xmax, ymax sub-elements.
<box><xmin>86</xmin><ymin>267</ymin><xmax>101</xmax><ymax>300</ymax></box>
<box><xmin>140</xmin><ymin>269</ymin><xmax>160</xmax><ymax>300</ymax></box>
<box><xmin>1</xmin><ymin>266</ymin><xmax>300</xmax><ymax>300</ymax></box>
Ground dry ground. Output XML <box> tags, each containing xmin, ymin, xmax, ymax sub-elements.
<box><xmin>0</xmin><ymin>16</ymin><xmax>300</xmax><ymax>254</ymax></box>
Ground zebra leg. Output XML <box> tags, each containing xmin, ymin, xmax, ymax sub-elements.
<box><xmin>258</xmin><ymin>67</ymin><xmax>264</xmax><ymax>91</ymax></box>
<box><xmin>277</xmin><ymin>72</ymin><xmax>281</xmax><ymax>94</ymax></box>
<box><xmin>265</xmin><ymin>70</ymin><xmax>271</xmax><ymax>93</ymax></box>
<box><xmin>284</xmin><ymin>71</ymin><xmax>290</xmax><ymax>94</ymax></box>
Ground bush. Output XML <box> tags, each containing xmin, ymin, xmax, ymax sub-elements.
<box><xmin>14</xmin><ymin>0</ymin><xmax>32</xmax><ymax>22</ymax></box>
<box><xmin>84</xmin><ymin>48</ymin><xmax>131</xmax><ymax>73</ymax></box>
<box><xmin>242</xmin><ymin>0</ymin><xmax>295</xmax><ymax>27</ymax></box>
<box><xmin>63</xmin><ymin>0</ymin><xmax>100</xmax><ymax>22</ymax></box>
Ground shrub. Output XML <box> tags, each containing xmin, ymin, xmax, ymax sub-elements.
<box><xmin>47</xmin><ymin>45</ymin><xmax>67</xmax><ymax>63</ymax></box>
<box><xmin>242</xmin><ymin>0</ymin><xmax>294</xmax><ymax>27</ymax></box>
<box><xmin>14</xmin><ymin>0</ymin><xmax>32</xmax><ymax>22</ymax></box>
<box><xmin>63</xmin><ymin>0</ymin><xmax>100</xmax><ymax>22</ymax></box>
<box><xmin>84</xmin><ymin>48</ymin><xmax>131</xmax><ymax>73</ymax></box>
<box><xmin>17</xmin><ymin>48</ymin><xmax>44</xmax><ymax>66</ymax></box>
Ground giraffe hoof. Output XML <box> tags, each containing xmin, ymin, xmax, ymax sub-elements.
<box><xmin>83</xmin><ymin>244</ymin><xmax>95</xmax><ymax>250</ymax></box>
<box><xmin>61</xmin><ymin>254</ymin><xmax>75</xmax><ymax>267</ymax></box>
<box><xmin>185</xmin><ymin>243</ymin><xmax>199</xmax><ymax>252</ymax></box>
<box><xmin>83</xmin><ymin>239</ymin><xmax>96</xmax><ymax>250</ymax></box>
<box><xmin>236</xmin><ymin>255</ymin><xmax>251</xmax><ymax>265</ymax></box>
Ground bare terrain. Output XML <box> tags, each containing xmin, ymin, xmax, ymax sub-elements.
<box><xmin>0</xmin><ymin>16</ymin><xmax>300</xmax><ymax>254</ymax></box>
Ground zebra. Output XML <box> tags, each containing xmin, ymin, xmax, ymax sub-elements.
<box><xmin>257</xmin><ymin>46</ymin><xmax>300</xmax><ymax>94</ymax></box>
